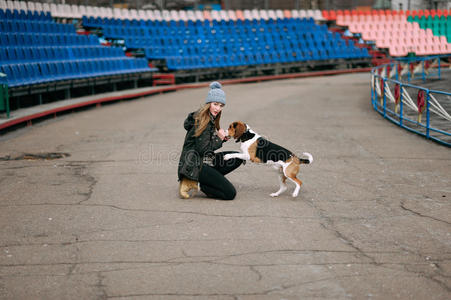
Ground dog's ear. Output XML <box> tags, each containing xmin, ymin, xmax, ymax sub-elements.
<box><xmin>234</xmin><ymin>122</ymin><xmax>246</xmax><ymax>141</ymax></box>
<box><xmin>232</xmin><ymin>122</ymin><xmax>238</xmax><ymax>128</ymax></box>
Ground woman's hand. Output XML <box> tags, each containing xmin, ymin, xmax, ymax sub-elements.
<box><xmin>217</xmin><ymin>129</ymin><xmax>229</xmax><ymax>141</ymax></box>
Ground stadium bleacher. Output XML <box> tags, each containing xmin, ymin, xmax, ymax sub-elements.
<box><xmin>334</xmin><ymin>9</ymin><xmax>451</xmax><ymax>57</ymax></box>
<box><xmin>0</xmin><ymin>1</ymin><xmax>155</xmax><ymax>93</ymax></box>
<box><xmin>91</xmin><ymin>17</ymin><xmax>370</xmax><ymax>71</ymax></box>
<box><xmin>0</xmin><ymin>0</ymin><xmax>449</xmax><ymax>112</ymax></box>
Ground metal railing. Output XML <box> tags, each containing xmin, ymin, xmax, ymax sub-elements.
<box><xmin>371</xmin><ymin>55</ymin><xmax>451</xmax><ymax>147</ymax></box>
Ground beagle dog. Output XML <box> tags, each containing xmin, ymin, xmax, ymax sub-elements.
<box><xmin>224</xmin><ymin>121</ymin><xmax>313</xmax><ymax>197</ymax></box>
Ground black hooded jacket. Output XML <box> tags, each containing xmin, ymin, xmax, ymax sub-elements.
<box><xmin>177</xmin><ymin>111</ymin><xmax>224</xmax><ymax>181</ymax></box>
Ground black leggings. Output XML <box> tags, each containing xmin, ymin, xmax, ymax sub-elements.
<box><xmin>198</xmin><ymin>151</ymin><xmax>244</xmax><ymax>200</ymax></box>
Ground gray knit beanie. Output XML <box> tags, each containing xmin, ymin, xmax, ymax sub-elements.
<box><xmin>205</xmin><ymin>81</ymin><xmax>226</xmax><ymax>105</ymax></box>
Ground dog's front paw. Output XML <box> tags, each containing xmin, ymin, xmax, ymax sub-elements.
<box><xmin>270</xmin><ymin>192</ymin><xmax>279</xmax><ymax>197</ymax></box>
<box><xmin>223</xmin><ymin>154</ymin><xmax>233</xmax><ymax>161</ymax></box>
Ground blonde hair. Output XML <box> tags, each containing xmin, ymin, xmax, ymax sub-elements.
<box><xmin>194</xmin><ymin>103</ymin><xmax>221</xmax><ymax>137</ymax></box>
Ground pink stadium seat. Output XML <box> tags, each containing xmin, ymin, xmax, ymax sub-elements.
<box><xmin>284</xmin><ymin>10</ymin><xmax>291</xmax><ymax>18</ymax></box>
<box><xmin>235</xmin><ymin>10</ymin><xmax>244</xmax><ymax>20</ymax></box>
<box><xmin>203</xmin><ymin>10</ymin><xmax>211</xmax><ymax>21</ymax></box>
<box><xmin>430</xmin><ymin>44</ymin><xmax>441</xmax><ymax>55</ymax></box>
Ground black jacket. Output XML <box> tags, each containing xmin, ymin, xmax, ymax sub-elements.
<box><xmin>178</xmin><ymin>111</ymin><xmax>223</xmax><ymax>181</ymax></box>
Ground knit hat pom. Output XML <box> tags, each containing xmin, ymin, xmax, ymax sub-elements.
<box><xmin>210</xmin><ymin>81</ymin><xmax>222</xmax><ymax>89</ymax></box>
<box><xmin>205</xmin><ymin>81</ymin><xmax>226</xmax><ymax>105</ymax></box>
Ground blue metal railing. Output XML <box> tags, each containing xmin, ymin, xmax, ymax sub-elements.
<box><xmin>371</xmin><ymin>55</ymin><xmax>451</xmax><ymax>147</ymax></box>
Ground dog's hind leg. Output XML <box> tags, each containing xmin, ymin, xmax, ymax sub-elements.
<box><xmin>287</xmin><ymin>176</ymin><xmax>303</xmax><ymax>197</ymax></box>
<box><xmin>284</xmin><ymin>162</ymin><xmax>303</xmax><ymax>197</ymax></box>
<box><xmin>270</xmin><ymin>169</ymin><xmax>287</xmax><ymax>197</ymax></box>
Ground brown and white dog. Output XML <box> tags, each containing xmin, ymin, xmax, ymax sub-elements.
<box><xmin>224</xmin><ymin>121</ymin><xmax>313</xmax><ymax>197</ymax></box>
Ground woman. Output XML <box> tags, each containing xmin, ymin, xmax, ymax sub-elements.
<box><xmin>178</xmin><ymin>81</ymin><xmax>244</xmax><ymax>200</ymax></box>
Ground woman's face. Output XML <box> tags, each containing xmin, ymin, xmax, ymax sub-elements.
<box><xmin>209</xmin><ymin>102</ymin><xmax>224</xmax><ymax>117</ymax></box>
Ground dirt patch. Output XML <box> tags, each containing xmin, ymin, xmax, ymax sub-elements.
<box><xmin>0</xmin><ymin>152</ymin><xmax>70</xmax><ymax>161</ymax></box>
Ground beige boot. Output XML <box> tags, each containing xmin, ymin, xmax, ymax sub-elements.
<box><xmin>179</xmin><ymin>177</ymin><xmax>199</xmax><ymax>199</ymax></box>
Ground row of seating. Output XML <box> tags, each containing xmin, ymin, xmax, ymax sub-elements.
<box><xmin>164</xmin><ymin>46</ymin><xmax>369</xmax><ymax>71</ymax></box>
<box><xmin>1</xmin><ymin>19</ymin><xmax>76</xmax><ymax>34</ymax></box>
<box><xmin>1</xmin><ymin>1</ymin><xmax>326</xmax><ymax>21</ymax></box>
<box><xmin>101</xmin><ymin>20</ymin><xmax>326</xmax><ymax>40</ymax></box>
<box><xmin>96</xmin><ymin>15</ymin><xmax>369</xmax><ymax>68</ymax></box>
<box><xmin>1</xmin><ymin>58</ymin><xmax>151</xmax><ymax>87</ymax></box>
<box><xmin>0</xmin><ymin>46</ymin><xmax>125</xmax><ymax>65</ymax></box>
<box><xmin>0</xmin><ymin>7</ymin><xmax>51</xmax><ymax>21</ymax></box>
<box><xmin>0</xmin><ymin>32</ymin><xmax>100</xmax><ymax>47</ymax></box>
<box><xmin>84</xmin><ymin>15</ymin><xmax>319</xmax><ymax>30</ymax></box>
<box><xmin>128</xmin><ymin>32</ymin><xmax>350</xmax><ymax>51</ymax></box>
<box><xmin>0</xmin><ymin>6</ymin><xmax>156</xmax><ymax>88</ymax></box>
<box><xmin>324</xmin><ymin>8</ymin><xmax>451</xmax><ymax>20</ymax></box>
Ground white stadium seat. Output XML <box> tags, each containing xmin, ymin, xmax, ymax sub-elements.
<box><xmin>42</xmin><ymin>3</ymin><xmax>50</xmax><ymax>12</ymax></box>
<box><xmin>19</xmin><ymin>0</ymin><xmax>27</xmax><ymax>11</ymax></box>
<box><xmin>170</xmin><ymin>10</ymin><xmax>180</xmax><ymax>21</ymax></box>
<box><xmin>146</xmin><ymin>10</ymin><xmax>155</xmax><ymax>21</ymax></box>
<box><xmin>314</xmin><ymin>9</ymin><xmax>325</xmax><ymax>21</ymax></box>
<box><xmin>6</xmin><ymin>0</ymin><xmax>14</xmax><ymax>10</ymax></box>
<box><xmin>243</xmin><ymin>9</ymin><xmax>252</xmax><ymax>20</ymax></box>
<box><xmin>259</xmin><ymin>9</ymin><xmax>268</xmax><ymax>20</ymax></box>
<box><xmin>195</xmin><ymin>10</ymin><xmax>204</xmax><ymax>21</ymax></box>
<box><xmin>114</xmin><ymin>8</ymin><xmax>123</xmax><ymax>19</ymax></box>
<box><xmin>11</xmin><ymin>1</ymin><xmax>20</xmax><ymax>10</ymax></box>
<box><xmin>162</xmin><ymin>10</ymin><xmax>170</xmax><ymax>21</ymax></box>
<box><xmin>251</xmin><ymin>9</ymin><xmax>260</xmax><ymax>20</ymax></box>
<box><xmin>130</xmin><ymin>9</ymin><xmax>139</xmax><ymax>20</ymax></box>
<box><xmin>228</xmin><ymin>10</ymin><xmax>236</xmax><ymax>21</ymax></box>
<box><xmin>186</xmin><ymin>10</ymin><xmax>195</xmax><ymax>21</ymax></box>
<box><xmin>267</xmin><ymin>10</ymin><xmax>276</xmax><ymax>20</ymax></box>
<box><xmin>70</xmin><ymin>4</ymin><xmax>81</xmax><ymax>19</ymax></box>
<box><xmin>299</xmin><ymin>10</ymin><xmax>307</xmax><ymax>18</ymax></box>
<box><xmin>121</xmin><ymin>8</ymin><xmax>131</xmax><ymax>20</ymax></box>
<box><xmin>219</xmin><ymin>10</ymin><xmax>229</xmax><ymax>21</ymax></box>
<box><xmin>138</xmin><ymin>9</ymin><xmax>147</xmax><ymax>20</ymax></box>
<box><xmin>211</xmin><ymin>9</ymin><xmax>220</xmax><ymax>21</ymax></box>
<box><xmin>104</xmin><ymin>7</ymin><xmax>113</xmax><ymax>19</ymax></box>
<box><xmin>153</xmin><ymin>10</ymin><xmax>163</xmax><ymax>21</ymax></box>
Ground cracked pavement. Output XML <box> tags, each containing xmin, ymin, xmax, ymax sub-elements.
<box><xmin>0</xmin><ymin>74</ymin><xmax>450</xmax><ymax>299</ymax></box>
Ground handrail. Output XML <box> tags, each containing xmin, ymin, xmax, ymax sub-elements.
<box><xmin>370</xmin><ymin>55</ymin><xmax>451</xmax><ymax>147</ymax></box>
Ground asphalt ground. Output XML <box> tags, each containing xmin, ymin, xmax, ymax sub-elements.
<box><xmin>0</xmin><ymin>73</ymin><xmax>450</xmax><ymax>299</ymax></box>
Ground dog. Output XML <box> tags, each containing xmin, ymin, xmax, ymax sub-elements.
<box><xmin>224</xmin><ymin>121</ymin><xmax>313</xmax><ymax>197</ymax></box>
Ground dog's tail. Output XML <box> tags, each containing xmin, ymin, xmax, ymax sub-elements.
<box><xmin>298</xmin><ymin>152</ymin><xmax>313</xmax><ymax>164</ymax></box>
